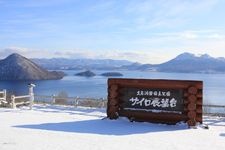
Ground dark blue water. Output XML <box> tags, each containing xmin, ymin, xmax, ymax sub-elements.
<box><xmin>0</xmin><ymin>70</ymin><xmax>225</xmax><ymax>105</ymax></box>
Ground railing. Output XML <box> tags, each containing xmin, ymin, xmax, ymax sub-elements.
<box><xmin>34</xmin><ymin>95</ymin><xmax>225</xmax><ymax>114</ymax></box>
<box><xmin>203</xmin><ymin>104</ymin><xmax>225</xmax><ymax>115</ymax></box>
<box><xmin>204</xmin><ymin>104</ymin><xmax>225</xmax><ymax>108</ymax></box>
<box><xmin>1</xmin><ymin>89</ymin><xmax>225</xmax><ymax>114</ymax></box>
<box><xmin>11</xmin><ymin>84</ymin><xmax>35</xmax><ymax>109</ymax></box>
<box><xmin>34</xmin><ymin>95</ymin><xmax>107</xmax><ymax>108</ymax></box>
<box><xmin>0</xmin><ymin>89</ymin><xmax>7</xmax><ymax>105</ymax></box>
<box><xmin>11</xmin><ymin>95</ymin><xmax>31</xmax><ymax>109</ymax></box>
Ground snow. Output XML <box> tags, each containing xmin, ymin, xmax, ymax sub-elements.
<box><xmin>0</xmin><ymin>104</ymin><xmax>225</xmax><ymax>150</ymax></box>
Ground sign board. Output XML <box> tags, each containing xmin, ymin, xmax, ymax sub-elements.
<box><xmin>107</xmin><ymin>78</ymin><xmax>203</xmax><ymax>126</ymax></box>
<box><xmin>121</xmin><ymin>88</ymin><xmax>183</xmax><ymax>112</ymax></box>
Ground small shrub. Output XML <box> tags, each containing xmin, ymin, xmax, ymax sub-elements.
<box><xmin>55</xmin><ymin>91</ymin><xmax>68</xmax><ymax>105</ymax></box>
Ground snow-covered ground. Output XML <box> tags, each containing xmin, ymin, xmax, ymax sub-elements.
<box><xmin>0</xmin><ymin>104</ymin><xmax>224</xmax><ymax>150</ymax></box>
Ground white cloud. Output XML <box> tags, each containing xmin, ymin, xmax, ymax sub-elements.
<box><xmin>52</xmin><ymin>50</ymin><xmax>161</xmax><ymax>64</ymax></box>
<box><xmin>148</xmin><ymin>30</ymin><xmax>225</xmax><ymax>40</ymax></box>
<box><xmin>0</xmin><ymin>47</ymin><xmax>29</xmax><ymax>58</ymax></box>
<box><xmin>123</xmin><ymin>0</ymin><xmax>219</xmax><ymax>30</ymax></box>
<box><xmin>1</xmin><ymin>1</ymin><xmax>224</xmax><ymax>64</ymax></box>
<box><xmin>0</xmin><ymin>47</ymin><xmax>167</xmax><ymax>64</ymax></box>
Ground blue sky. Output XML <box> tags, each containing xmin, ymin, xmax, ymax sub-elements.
<box><xmin>1</xmin><ymin>0</ymin><xmax>225</xmax><ymax>63</ymax></box>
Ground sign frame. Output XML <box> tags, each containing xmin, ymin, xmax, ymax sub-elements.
<box><xmin>107</xmin><ymin>78</ymin><xmax>203</xmax><ymax>126</ymax></box>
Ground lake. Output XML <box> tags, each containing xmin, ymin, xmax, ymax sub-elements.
<box><xmin>0</xmin><ymin>70</ymin><xmax>225</xmax><ymax>105</ymax></box>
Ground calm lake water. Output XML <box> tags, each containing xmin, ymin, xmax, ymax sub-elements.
<box><xmin>0</xmin><ymin>70</ymin><xmax>225</xmax><ymax>105</ymax></box>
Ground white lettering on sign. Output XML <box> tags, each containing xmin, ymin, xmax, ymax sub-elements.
<box><xmin>129</xmin><ymin>97</ymin><xmax>177</xmax><ymax>108</ymax></box>
<box><xmin>137</xmin><ymin>90</ymin><xmax>171</xmax><ymax>96</ymax></box>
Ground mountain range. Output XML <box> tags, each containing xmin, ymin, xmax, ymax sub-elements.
<box><xmin>0</xmin><ymin>53</ymin><xmax>64</xmax><ymax>80</ymax></box>
<box><xmin>1</xmin><ymin>52</ymin><xmax>225</xmax><ymax>81</ymax></box>
<box><xmin>124</xmin><ymin>52</ymin><xmax>225</xmax><ymax>73</ymax></box>
<box><xmin>32</xmin><ymin>58</ymin><xmax>132</xmax><ymax>70</ymax></box>
<box><xmin>32</xmin><ymin>52</ymin><xmax>225</xmax><ymax>73</ymax></box>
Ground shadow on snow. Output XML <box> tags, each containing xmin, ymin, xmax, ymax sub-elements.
<box><xmin>13</xmin><ymin>118</ymin><xmax>188</xmax><ymax>136</ymax></box>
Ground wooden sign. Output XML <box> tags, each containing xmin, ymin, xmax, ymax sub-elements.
<box><xmin>107</xmin><ymin>78</ymin><xmax>203</xmax><ymax>126</ymax></box>
<box><xmin>121</xmin><ymin>88</ymin><xmax>184</xmax><ymax>112</ymax></box>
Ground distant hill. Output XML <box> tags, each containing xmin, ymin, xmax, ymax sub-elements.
<box><xmin>122</xmin><ymin>52</ymin><xmax>225</xmax><ymax>73</ymax></box>
<box><xmin>121</xmin><ymin>62</ymin><xmax>155</xmax><ymax>71</ymax></box>
<box><xmin>32</xmin><ymin>58</ymin><xmax>133</xmax><ymax>70</ymax></box>
<box><xmin>0</xmin><ymin>53</ymin><xmax>65</xmax><ymax>80</ymax></box>
<box><xmin>157</xmin><ymin>53</ymin><xmax>225</xmax><ymax>73</ymax></box>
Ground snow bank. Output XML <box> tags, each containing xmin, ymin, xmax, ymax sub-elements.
<box><xmin>0</xmin><ymin>104</ymin><xmax>224</xmax><ymax>150</ymax></box>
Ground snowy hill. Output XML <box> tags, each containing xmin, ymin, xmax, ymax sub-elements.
<box><xmin>0</xmin><ymin>104</ymin><xmax>224</xmax><ymax>150</ymax></box>
<box><xmin>157</xmin><ymin>52</ymin><xmax>225</xmax><ymax>73</ymax></box>
<box><xmin>123</xmin><ymin>52</ymin><xmax>225</xmax><ymax>73</ymax></box>
<box><xmin>32</xmin><ymin>58</ymin><xmax>133</xmax><ymax>70</ymax></box>
<box><xmin>0</xmin><ymin>53</ymin><xmax>65</xmax><ymax>80</ymax></box>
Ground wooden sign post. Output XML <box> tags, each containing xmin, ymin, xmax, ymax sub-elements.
<box><xmin>107</xmin><ymin>78</ymin><xmax>203</xmax><ymax>126</ymax></box>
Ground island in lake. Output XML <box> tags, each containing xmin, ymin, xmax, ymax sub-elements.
<box><xmin>100</xmin><ymin>72</ymin><xmax>123</xmax><ymax>77</ymax></box>
<box><xmin>75</xmin><ymin>70</ymin><xmax>96</xmax><ymax>77</ymax></box>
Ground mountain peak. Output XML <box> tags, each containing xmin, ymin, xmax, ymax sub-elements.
<box><xmin>174</xmin><ymin>52</ymin><xmax>215</xmax><ymax>61</ymax></box>
<box><xmin>4</xmin><ymin>53</ymin><xmax>26</xmax><ymax>62</ymax></box>
<box><xmin>199</xmin><ymin>54</ymin><xmax>212</xmax><ymax>59</ymax></box>
<box><xmin>156</xmin><ymin>52</ymin><xmax>225</xmax><ymax>73</ymax></box>
<box><xmin>174</xmin><ymin>52</ymin><xmax>196</xmax><ymax>60</ymax></box>
<box><xmin>0</xmin><ymin>53</ymin><xmax>65</xmax><ymax>80</ymax></box>
<box><xmin>6</xmin><ymin>53</ymin><xmax>24</xmax><ymax>59</ymax></box>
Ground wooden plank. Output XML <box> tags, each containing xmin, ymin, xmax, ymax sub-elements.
<box><xmin>14</xmin><ymin>95</ymin><xmax>30</xmax><ymax>99</ymax></box>
<box><xmin>119</xmin><ymin>110</ymin><xmax>188</xmax><ymax>124</ymax></box>
<box><xmin>108</xmin><ymin>78</ymin><xmax>203</xmax><ymax>89</ymax></box>
<box><xmin>188</xmin><ymin>103</ymin><xmax>196</xmax><ymax>111</ymax></box>
<box><xmin>196</xmin><ymin>109</ymin><xmax>203</xmax><ymax>114</ymax></box>
<box><xmin>203</xmin><ymin>104</ymin><xmax>225</xmax><ymax>108</ymax></box>
<box><xmin>15</xmin><ymin>101</ymin><xmax>30</xmax><ymax>105</ymax></box>
<box><xmin>184</xmin><ymin>93</ymin><xmax>202</xmax><ymax>98</ymax></box>
<box><xmin>188</xmin><ymin>95</ymin><xmax>197</xmax><ymax>103</ymax></box>
<box><xmin>196</xmin><ymin>114</ymin><xmax>203</xmax><ymax>123</ymax></box>
<box><xmin>188</xmin><ymin>111</ymin><xmax>196</xmax><ymax>119</ymax></box>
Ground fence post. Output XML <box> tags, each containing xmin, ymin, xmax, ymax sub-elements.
<box><xmin>101</xmin><ymin>98</ymin><xmax>105</xmax><ymax>108</ymax></box>
<box><xmin>74</xmin><ymin>96</ymin><xmax>79</xmax><ymax>108</ymax></box>
<box><xmin>3</xmin><ymin>89</ymin><xmax>6</xmax><ymax>102</ymax></box>
<box><xmin>52</xmin><ymin>94</ymin><xmax>56</xmax><ymax>104</ymax></box>
<box><xmin>0</xmin><ymin>89</ymin><xmax>7</xmax><ymax>105</ymax></box>
<box><xmin>11</xmin><ymin>95</ymin><xmax>16</xmax><ymax>109</ymax></box>
<box><xmin>28</xmin><ymin>84</ymin><xmax>35</xmax><ymax>110</ymax></box>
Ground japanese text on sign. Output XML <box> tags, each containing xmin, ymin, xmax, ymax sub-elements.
<box><xmin>129</xmin><ymin>97</ymin><xmax>177</xmax><ymax>108</ymax></box>
<box><xmin>130</xmin><ymin>90</ymin><xmax>177</xmax><ymax>108</ymax></box>
<box><xmin>122</xmin><ymin>88</ymin><xmax>183</xmax><ymax>112</ymax></box>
